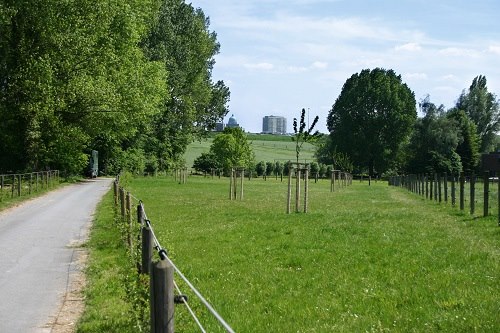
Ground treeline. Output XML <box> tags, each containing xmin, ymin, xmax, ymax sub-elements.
<box><xmin>317</xmin><ymin>69</ymin><xmax>500</xmax><ymax>176</ymax></box>
<box><xmin>0</xmin><ymin>0</ymin><xmax>229</xmax><ymax>175</ymax></box>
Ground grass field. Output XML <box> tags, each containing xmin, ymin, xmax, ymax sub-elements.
<box><xmin>79</xmin><ymin>175</ymin><xmax>499</xmax><ymax>332</ymax></box>
<box><xmin>184</xmin><ymin>136</ymin><xmax>316</xmax><ymax>169</ymax></box>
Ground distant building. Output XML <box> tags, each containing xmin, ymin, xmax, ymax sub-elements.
<box><xmin>262</xmin><ymin>115</ymin><xmax>287</xmax><ymax>135</ymax></box>
<box><xmin>214</xmin><ymin>122</ymin><xmax>225</xmax><ymax>132</ymax></box>
<box><xmin>226</xmin><ymin>114</ymin><xmax>239</xmax><ymax>128</ymax></box>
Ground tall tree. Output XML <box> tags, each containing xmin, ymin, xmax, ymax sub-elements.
<box><xmin>0</xmin><ymin>0</ymin><xmax>166</xmax><ymax>174</ymax></box>
<box><xmin>447</xmin><ymin>108</ymin><xmax>480</xmax><ymax>174</ymax></box>
<box><xmin>405</xmin><ymin>97</ymin><xmax>462</xmax><ymax>175</ymax></box>
<box><xmin>456</xmin><ymin>75</ymin><xmax>499</xmax><ymax>153</ymax></box>
<box><xmin>142</xmin><ymin>0</ymin><xmax>230</xmax><ymax>169</ymax></box>
<box><xmin>327</xmin><ymin>68</ymin><xmax>416</xmax><ymax>176</ymax></box>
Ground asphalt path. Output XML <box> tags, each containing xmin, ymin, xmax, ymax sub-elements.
<box><xmin>0</xmin><ymin>178</ymin><xmax>113</xmax><ymax>332</ymax></box>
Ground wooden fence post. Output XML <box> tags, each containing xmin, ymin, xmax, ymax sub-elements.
<box><xmin>120</xmin><ymin>188</ymin><xmax>126</xmax><ymax>219</ymax></box>
<box><xmin>451</xmin><ymin>175</ymin><xmax>456</xmax><ymax>206</ymax></box>
<box><xmin>484</xmin><ymin>171</ymin><xmax>489</xmax><ymax>217</ymax></box>
<box><xmin>295</xmin><ymin>168</ymin><xmax>301</xmax><ymax>213</ymax></box>
<box><xmin>287</xmin><ymin>169</ymin><xmax>292</xmax><ymax>214</ymax></box>
<box><xmin>444</xmin><ymin>173</ymin><xmax>448</xmax><ymax>203</ymax></box>
<box><xmin>438</xmin><ymin>174</ymin><xmax>442</xmax><ymax>203</ymax></box>
<box><xmin>470</xmin><ymin>174</ymin><xmax>475</xmax><ymax>215</ymax></box>
<box><xmin>142</xmin><ymin>227</ymin><xmax>153</xmax><ymax>275</ymax></box>
<box><xmin>304</xmin><ymin>168</ymin><xmax>309</xmax><ymax>213</ymax></box>
<box><xmin>126</xmin><ymin>192</ymin><xmax>132</xmax><ymax>249</ymax></box>
<box><xmin>113</xmin><ymin>181</ymin><xmax>118</xmax><ymax>206</ymax></box>
<box><xmin>11</xmin><ymin>175</ymin><xmax>15</xmax><ymax>198</ymax></box>
<box><xmin>459</xmin><ymin>172</ymin><xmax>465</xmax><ymax>211</ymax></box>
<box><xmin>17</xmin><ymin>174</ymin><xmax>21</xmax><ymax>197</ymax></box>
<box><xmin>150</xmin><ymin>259</ymin><xmax>174</xmax><ymax>333</ymax></box>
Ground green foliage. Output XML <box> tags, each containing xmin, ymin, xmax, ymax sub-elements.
<box><xmin>327</xmin><ymin>68</ymin><xmax>416</xmax><ymax>176</ymax></box>
<box><xmin>192</xmin><ymin>152</ymin><xmax>220</xmax><ymax>173</ymax></box>
<box><xmin>255</xmin><ymin>161</ymin><xmax>267</xmax><ymax>176</ymax></box>
<box><xmin>455</xmin><ymin>75</ymin><xmax>499</xmax><ymax>153</ymax></box>
<box><xmin>209</xmin><ymin>127</ymin><xmax>255</xmax><ymax>174</ymax></box>
<box><xmin>0</xmin><ymin>0</ymin><xmax>228</xmax><ymax>176</ymax></box>
<box><xmin>274</xmin><ymin>161</ymin><xmax>285</xmax><ymax>176</ymax></box>
<box><xmin>265</xmin><ymin>161</ymin><xmax>274</xmax><ymax>176</ymax></box>
<box><xmin>447</xmin><ymin>108</ymin><xmax>480</xmax><ymax>174</ymax></box>
<box><xmin>406</xmin><ymin>97</ymin><xmax>462</xmax><ymax>175</ymax></box>
<box><xmin>142</xmin><ymin>0</ymin><xmax>230</xmax><ymax>167</ymax></box>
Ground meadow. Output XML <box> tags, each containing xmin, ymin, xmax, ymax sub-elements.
<box><xmin>184</xmin><ymin>135</ymin><xmax>316</xmax><ymax>168</ymax></box>
<box><xmin>79</xmin><ymin>175</ymin><xmax>499</xmax><ymax>332</ymax></box>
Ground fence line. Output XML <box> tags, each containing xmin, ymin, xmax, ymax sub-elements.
<box><xmin>0</xmin><ymin>171</ymin><xmax>59</xmax><ymax>201</ymax></box>
<box><xmin>389</xmin><ymin>172</ymin><xmax>500</xmax><ymax>226</ymax></box>
<box><xmin>114</xmin><ymin>178</ymin><xmax>236</xmax><ymax>333</ymax></box>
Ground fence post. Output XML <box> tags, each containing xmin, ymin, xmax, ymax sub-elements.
<box><xmin>444</xmin><ymin>173</ymin><xmax>448</xmax><ymax>203</ymax></box>
<box><xmin>459</xmin><ymin>172</ymin><xmax>465</xmax><ymax>211</ymax></box>
<box><xmin>126</xmin><ymin>192</ymin><xmax>132</xmax><ymax>248</ymax></box>
<box><xmin>11</xmin><ymin>175</ymin><xmax>15</xmax><ymax>198</ymax></box>
<box><xmin>17</xmin><ymin>174</ymin><xmax>21</xmax><ymax>197</ymax></box>
<box><xmin>150</xmin><ymin>259</ymin><xmax>175</xmax><ymax>333</ymax></box>
<box><xmin>142</xmin><ymin>227</ymin><xmax>153</xmax><ymax>275</ymax></box>
<box><xmin>295</xmin><ymin>168</ymin><xmax>301</xmax><ymax>213</ymax></box>
<box><xmin>304</xmin><ymin>168</ymin><xmax>309</xmax><ymax>213</ymax></box>
<box><xmin>451</xmin><ymin>175</ymin><xmax>456</xmax><ymax>206</ymax></box>
<box><xmin>438</xmin><ymin>174</ymin><xmax>442</xmax><ymax>203</ymax></box>
<box><xmin>120</xmin><ymin>188</ymin><xmax>126</xmax><ymax>219</ymax></box>
<box><xmin>113</xmin><ymin>181</ymin><xmax>118</xmax><ymax>206</ymax></box>
<box><xmin>484</xmin><ymin>171</ymin><xmax>489</xmax><ymax>217</ymax></box>
<box><xmin>430</xmin><ymin>175</ymin><xmax>433</xmax><ymax>200</ymax></box>
<box><xmin>470</xmin><ymin>174</ymin><xmax>475</xmax><ymax>216</ymax></box>
<box><xmin>287</xmin><ymin>169</ymin><xmax>292</xmax><ymax>214</ymax></box>
<box><xmin>0</xmin><ymin>175</ymin><xmax>3</xmax><ymax>198</ymax></box>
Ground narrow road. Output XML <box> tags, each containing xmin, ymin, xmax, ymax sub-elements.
<box><xmin>0</xmin><ymin>178</ymin><xmax>112</xmax><ymax>332</ymax></box>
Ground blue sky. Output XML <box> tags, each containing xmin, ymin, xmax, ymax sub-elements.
<box><xmin>191</xmin><ymin>0</ymin><xmax>500</xmax><ymax>133</ymax></box>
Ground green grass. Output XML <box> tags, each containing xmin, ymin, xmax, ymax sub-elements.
<box><xmin>184</xmin><ymin>137</ymin><xmax>316</xmax><ymax>169</ymax></box>
<box><xmin>80</xmin><ymin>176</ymin><xmax>499</xmax><ymax>332</ymax></box>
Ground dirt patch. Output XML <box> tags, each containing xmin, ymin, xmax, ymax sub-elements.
<box><xmin>42</xmin><ymin>242</ymin><xmax>89</xmax><ymax>333</ymax></box>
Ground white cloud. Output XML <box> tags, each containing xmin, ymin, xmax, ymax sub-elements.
<box><xmin>287</xmin><ymin>66</ymin><xmax>308</xmax><ymax>73</ymax></box>
<box><xmin>438</xmin><ymin>47</ymin><xmax>479</xmax><ymax>57</ymax></box>
<box><xmin>244</xmin><ymin>62</ymin><xmax>274</xmax><ymax>70</ymax></box>
<box><xmin>488</xmin><ymin>45</ymin><xmax>500</xmax><ymax>55</ymax></box>
<box><xmin>405</xmin><ymin>73</ymin><xmax>428</xmax><ymax>80</ymax></box>
<box><xmin>311</xmin><ymin>61</ymin><xmax>328</xmax><ymax>69</ymax></box>
<box><xmin>395</xmin><ymin>42</ymin><xmax>422</xmax><ymax>52</ymax></box>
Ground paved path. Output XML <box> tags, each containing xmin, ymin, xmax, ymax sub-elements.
<box><xmin>0</xmin><ymin>178</ymin><xmax>113</xmax><ymax>332</ymax></box>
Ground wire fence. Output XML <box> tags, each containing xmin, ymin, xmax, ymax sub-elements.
<box><xmin>113</xmin><ymin>177</ymin><xmax>236</xmax><ymax>333</ymax></box>
<box><xmin>389</xmin><ymin>171</ymin><xmax>500</xmax><ymax>226</ymax></box>
<box><xmin>0</xmin><ymin>171</ymin><xmax>60</xmax><ymax>202</ymax></box>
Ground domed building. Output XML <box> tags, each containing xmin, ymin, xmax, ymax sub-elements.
<box><xmin>226</xmin><ymin>114</ymin><xmax>239</xmax><ymax>128</ymax></box>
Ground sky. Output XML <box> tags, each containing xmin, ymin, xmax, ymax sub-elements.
<box><xmin>190</xmin><ymin>0</ymin><xmax>500</xmax><ymax>133</ymax></box>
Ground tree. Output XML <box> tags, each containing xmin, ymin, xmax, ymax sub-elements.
<box><xmin>193</xmin><ymin>152</ymin><xmax>220</xmax><ymax>174</ymax></box>
<box><xmin>0</xmin><ymin>0</ymin><xmax>166</xmax><ymax>174</ymax></box>
<box><xmin>209</xmin><ymin>127</ymin><xmax>255</xmax><ymax>174</ymax></box>
<box><xmin>447</xmin><ymin>108</ymin><xmax>480</xmax><ymax>174</ymax></box>
<box><xmin>405</xmin><ymin>97</ymin><xmax>462</xmax><ymax>175</ymax></box>
<box><xmin>292</xmin><ymin>108</ymin><xmax>320</xmax><ymax>165</ymax></box>
<box><xmin>455</xmin><ymin>75</ymin><xmax>499</xmax><ymax>153</ymax></box>
<box><xmin>327</xmin><ymin>68</ymin><xmax>416</xmax><ymax>176</ymax></box>
<box><xmin>142</xmin><ymin>0</ymin><xmax>230</xmax><ymax>169</ymax></box>
<box><xmin>255</xmin><ymin>161</ymin><xmax>267</xmax><ymax>177</ymax></box>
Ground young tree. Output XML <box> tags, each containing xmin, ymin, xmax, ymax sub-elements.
<box><xmin>292</xmin><ymin>108</ymin><xmax>320</xmax><ymax>165</ymax></box>
<box><xmin>209</xmin><ymin>127</ymin><xmax>255</xmax><ymax>174</ymax></box>
<box><xmin>327</xmin><ymin>68</ymin><xmax>416</xmax><ymax>176</ymax></box>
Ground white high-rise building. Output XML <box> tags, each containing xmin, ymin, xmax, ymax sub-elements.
<box><xmin>262</xmin><ymin>115</ymin><xmax>287</xmax><ymax>135</ymax></box>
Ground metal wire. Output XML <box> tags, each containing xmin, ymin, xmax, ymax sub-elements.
<box><xmin>164</xmin><ymin>255</ymin><xmax>236</xmax><ymax>333</ymax></box>
<box><xmin>141</xmin><ymin>203</ymin><xmax>235</xmax><ymax>333</ymax></box>
<box><xmin>173</xmin><ymin>280</ymin><xmax>207</xmax><ymax>333</ymax></box>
